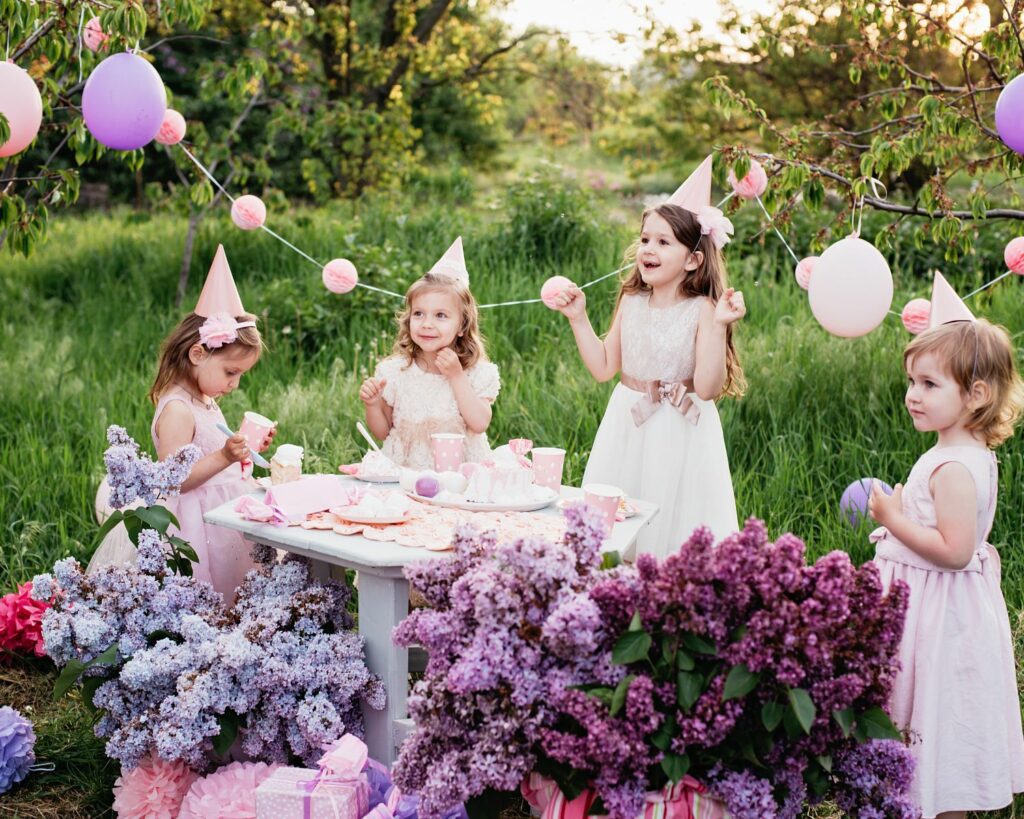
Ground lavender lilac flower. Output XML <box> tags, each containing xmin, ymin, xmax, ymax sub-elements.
<box><xmin>103</xmin><ymin>424</ymin><xmax>200</xmax><ymax>509</ymax></box>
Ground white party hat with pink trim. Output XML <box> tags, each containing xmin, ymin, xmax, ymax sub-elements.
<box><xmin>928</xmin><ymin>270</ymin><xmax>974</xmax><ymax>328</ymax></box>
<box><xmin>427</xmin><ymin>236</ymin><xmax>469</xmax><ymax>286</ymax></box>
<box><xmin>195</xmin><ymin>245</ymin><xmax>246</xmax><ymax>317</ymax></box>
<box><xmin>666</xmin><ymin>155</ymin><xmax>713</xmax><ymax>214</ymax></box>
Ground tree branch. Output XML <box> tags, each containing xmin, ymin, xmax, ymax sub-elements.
<box><xmin>12</xmin><ymin>17</ymin><xmax>57</xmax><ymax>62</ymax></box>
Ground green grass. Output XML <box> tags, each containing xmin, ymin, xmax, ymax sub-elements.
<box><xmin>1</xmin><ymin>187</ymin><xmax>1023</xmax><ymax>815</ymax></box>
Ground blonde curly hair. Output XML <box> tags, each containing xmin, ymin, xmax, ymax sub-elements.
<box><xmin>392</xmin><ymin>273</ymin><xmax>487</xmax><ymax>369</ymax></box>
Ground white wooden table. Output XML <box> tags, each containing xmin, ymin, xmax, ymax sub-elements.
<box><xmin>205</xmin><ymin>476</ymin><xmax>658</xmax><ymax>765</ymax></box>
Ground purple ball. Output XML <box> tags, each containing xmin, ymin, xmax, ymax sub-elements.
<box><xmin>996</xmin><ymin>74</ymin><xmax>1024</xmax><ymax>155</ymax></box>
<box><xmin>83</xmin><ymin>53</ymin><xmax>166</xmax><ymax>151</ymax></box>
<box><xmin>840</xmin><ymin>477</ymin><xmax>893</xmax><ymax>528</ymax></box>
<box><xmin>415</xmin><ymin>475</ymin><xmax>440</xmax><ymax>498</ymax></box>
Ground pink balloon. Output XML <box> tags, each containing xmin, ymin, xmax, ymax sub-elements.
<box><xmin>0</xmin><ymin>63</ymin><xmax>43</xmax><ymax>158</ymax></box>
<box><xmin>230</xmin><ymin>195</ymin><xmax>266</xmax><ymax>230</ymax></box>
<box><xmin>83</xmin><ymin>17</ymin><xmax>109</xmax><ymax>52</ymax></box>
<box><xmin>322</xmin><ymin>259</ymin><xmax>358</xmax><ymax>294</ymax></box>
<box><xmin>808</xmin><ymin>236</ymin><xmax>893</xmax><ymax>338</ymax></box>
<box><xmin>794</xmin><ymin>256</ymin><xmax>818</xmax><ymax>291</ymax></box>
<box><xmin>1004</xmin><ymin>236</ymin><xmax>1024</xmax><ymax>275</ymax></box>
<box><xmin>901</xmin><ymin>298</ymin><xmax>930</xmax><ymax>334</ymax></box>
<box><xmin>155</xmin><ymin>109</ymin><xmax>186</xmax><ymax>146</ymax></box>
<box><xmin>540</xmin><ymin>275</ymin><xmax>573</xmax><ymax>309</ymax></box>
<box><xmin>727</xmin><ymin>159</ymin><xmax>768</xmax><ymax>200</ymax></box>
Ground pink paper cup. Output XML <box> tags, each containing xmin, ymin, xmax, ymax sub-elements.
<box><xmin>238</xmin><ymin>411</ymin><xmax>275</xmax><ymax>452</ymax></box>
<box><xmin>531</xmin><ymin>447</ymin><xmax>566</xmax><ymax>491</ymax></box>
<box><xmin>583</xmin><ymin>483</ymin><xmax>622</xmax><ymax>535</ymax></box>
<box><xmin>431</xmin><ymin>433</ymin><xmax>465</xmax><ymax>473</ymax></box>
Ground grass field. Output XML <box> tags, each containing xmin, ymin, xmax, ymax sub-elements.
<box><xmin>2</xmin><ymin>175</ymin><xmax>1023</xmax><ymax>815</ymax></box>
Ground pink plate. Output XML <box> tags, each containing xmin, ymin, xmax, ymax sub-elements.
<box><xmin>330</xmin><ymin>506</ymin><xmax>411</xmax><ymax>525</ymax></box>
<box><xmin>406</xmin><ymin>487</ymin><xmax>558</xmax><ymax>513</ymax></box>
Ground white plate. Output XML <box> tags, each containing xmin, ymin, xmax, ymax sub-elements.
<box><xmin>353</xmin><ymin>473</ymin><xmax>401</xmax><ymax>484</ymax></box>
<box><xmin>406</xmin><ymin>487</ymin><xmax>559</xmax><ymax>513</ymax></box>
<box><xmin>256</xmin><ymin>477</ymin><xmax>273</xmax><ymax>489</ymax></box>
<box><xmin>330</xmin><ymin>506</ymin><xmax>411</xmax><ymax>525</ymax></box>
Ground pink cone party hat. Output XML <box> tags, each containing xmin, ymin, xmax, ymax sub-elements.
<box><xmin>928</xmin><ymin>270</ymin><xmax>974</xmax><ymax>328</ymax></box>
<box><xmin>666</xmin><ymin>155</ymin><xmax>713</xmax><ymax>213</ymax></box>
<box><xmin>428</xmin><ymin>236</ymin><xmax>469</xmax><ymax>286</ymax></box>
<box><xmin>195</xmin><ymin>245</ymin><xmax>246</xmax><ymax>317</ymax></box>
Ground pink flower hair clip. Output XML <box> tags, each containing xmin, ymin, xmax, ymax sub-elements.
<box><xmin>696</xmin><ymin>205</ymin><xmax>734</xmax><ymax>250</ymax></box>
<box><xmin>198</xmin><ymin>312</ymin><xmax>256</xmax><ymax>349</ymax></box>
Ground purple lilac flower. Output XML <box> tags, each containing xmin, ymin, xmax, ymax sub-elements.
<box><xmin>104</xmin><ymin>424</ymin><xmax>200</xmax><ymax>509</ymax></box>
<box><xmin>833</xmin><ymin>739</ymin><xmax>917</xmax><ymax>818</ymax></box>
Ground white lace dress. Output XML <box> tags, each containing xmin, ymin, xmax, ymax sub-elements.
<box><xmin>582</xmin><ymin>294</ymin><xmax>739</xmax><ymax>559</ymax></box>
<box><xmin>374</xmin><ymin>356</ymin><xmax>501</xmax><ymax>470</ymax></box>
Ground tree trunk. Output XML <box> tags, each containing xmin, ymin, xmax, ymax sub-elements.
<box><xmin>176</xmin><ymin>209</ymin><xmax>202</xmax><ymax>309</ymax></box>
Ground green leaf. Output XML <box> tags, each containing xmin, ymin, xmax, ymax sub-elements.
<box><xmin>81</xmin><ymin>674</ymin><xmax>105</xmax><ymax>713</ymax></box>
<box><xmin>610</xmin><ymin>674</ymin><xmax>634</xmax><ymax>717</ymax></box>
<box><xmin>858</xmin><ymin>706</ymin><xmax>902</xmax><ymax>741</ymax></box>
<box><xmin>677</xmin><ymin>671</ymin><xmax>703</xmax><ymax>710</ymax></box>
<box><xmin>213</xmin><ymin>709</ymin><xmax>242</xmax><ymax>756</ymax></box>
<box><xmin>600</xmin><ymin>551</ymin><xmax>621</xmax><ymax>569</ymax></box>
<box><xmin>680</xmin><ymin>633</ymin><xmax>716</xmax><ymax>656</ymax></box>
<box><xmin>628</xmin><ymin>611</ymin><xmax>643</xmax><ymax>632</ymax></box>
<box><xmin>675</xmin><ymin>649</ymin><xmax>695</xmax><ymax>671</ymax></box>
<box><xmin>650</xmin><ymin>710</ymin><xmax>677</xmax><ymax>752</ymax></box>
<box><xmin>761</xmin><ymin>700</ymin><xmax>785</xmax><ymax>732</ymax></box>
<box><xmin>787</xmin><ymin>688</ymin><xmax>816</xmax><ymax>734</ymax></box>
<box><xmin>832</xmin><ymin>708</ymin><xmax>855</xmax><ymax>738</ymax></box>
<box><xmin>816</xmin><ymin>754</ymin><xmax>832</xmax><ymax>773</ymax></box>
<box><xmin>132</xmin><ymin>506</ymin><xmax>174</xmax><ymax>534</ymax></box>
<box><xmin>660</xmin><ymin>752</ymin><xmax>690</xmax><ymax>783</ymax></box>
<box><xmin>88</xmin><ymin>643</ymin><xmax>120</xmax><ymax>668</ymax></box>
<box><xmin>53</xmin><ymin>659</ymin><xmax>87</xmax><ymax>700</ymax></box>
<box><xmin>586</xmin><ymin>796</ymin><xmax>607</xmax><ymax>816</ymax></box>
<box><xmin>612</xmin><ymin>630</ymin><xmax>652</xmax><ymax>665</ymax></box>
<box><xmin>722</xmin><ymin>663</ymin><xmax>760</xmax><ymax>701</ymax></box>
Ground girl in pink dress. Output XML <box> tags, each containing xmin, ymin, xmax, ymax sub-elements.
<box><xmin>89</xmin><ymin>246</ymin><xmax>272</xmax><ymax>601</ymax></box>
<box><xmin>868</xmin><ymin>286</ymin><xmax>1024</xmax><ymax>818</ymax></box>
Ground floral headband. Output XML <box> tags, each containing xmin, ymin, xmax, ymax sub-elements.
<box><xmin>696</xmin><ymin>205</ymin><xmax>734</xmax><ymax>250</ymax></box>
<box><xmin>199</xmin><ymin>312</ymin><xmax>256</xmax><ymax>349</ymax></box>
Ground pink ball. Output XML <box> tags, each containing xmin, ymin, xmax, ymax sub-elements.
<box><xmin>794</xmin><ymin>256</ymin><xmax>818</xmax><ymax>290</ymax></box>
<box><xmin>83</xmin><ymin>17</ymin><xmax>109</xmax><ymax>52</ymax></box>
<box><xmin>541</xmin><ymin>275</ymin><xmax>573</xmax><ymax>309</ymax></box>
<box><xmin>154</xmin><ymin>109</ymin><xmax>186</xmax><ymax>145</ymax></box>
<box><xmin>1004</xmin><ymin>236</ymin><xmax>1024</xmax><ymax>275</ymax></box>
<box><xmin>901</xmin><ymin>298</ymin><xmax>931</xmax><ymax>334</ymax></box>
<box><xmin>230</xmin><ymin>195</ymin><xmax>266</xmax><ymax>230</ymax></box>
<box><xmin>727</xmin><ymin>159</ymin><xmax>769</xmax><ymax>200</ymax></box>
<box><xmin>0</xmin><ymin>63</ymin><xmax>43</xmax><ymax>158</ymax></box>
<box><xmin>322</xmin><ymin>259</ymin><xmax>359</xmax><ymax>294</ymax></box>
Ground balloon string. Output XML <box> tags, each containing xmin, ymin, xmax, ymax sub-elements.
<box><xmin>76</xmin><ymin>6</ymin><xmax>86</xmax><ymax>83</ymax></box>
<box><xmin>477</xmin><ymin>265</ymin><xmax>631</xmax><ymax>309</ymax></box>
<box><xmin>964</xmin><ymin>270</ymin><xmax>1011</xmax><ymax>299</ymax></box>
<box><xmin>753</xmin><ymin>194</ymin><xmax>802</xmax><ymax>265</ymax></box>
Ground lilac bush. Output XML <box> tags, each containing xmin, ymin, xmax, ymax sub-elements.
<box><xmin>103</xmin><ymin>424</ymin><xmax>200</xmax><ymax>509</ymax></box>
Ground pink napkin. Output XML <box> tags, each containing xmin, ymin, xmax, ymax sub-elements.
<box><xmin>235</xmin><ymin>495</ymin><xmax>287</xmax><ymax>525</ymax></box>
<box><xmin>264</xmin><ymin>475</ymin><xmax>350</xmax><ymax>523</ymax></box>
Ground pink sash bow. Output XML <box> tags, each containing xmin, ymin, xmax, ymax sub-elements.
<box><xmin>620</xmin><ymin>374</ymin><xmax>701</xmax><ymax>428</ymax></box>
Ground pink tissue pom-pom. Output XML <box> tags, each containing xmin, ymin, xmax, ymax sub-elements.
<box><xmin>83</xmin><ymin>17</ymin><xmax>109</xmax><ymax>52</ymax></box>
<box><xmin>1004</xmin><ymin>236</ymin><xmax>1024</xmax><ymax>275</ymax></box>
<box><xmin>231</xmin><ymin>195</ymin><xmax>266</xmax><ymax>231</ymax></box>
<box><xmin>540</xmin><ymin>275</ymin><xmax>573</xmax><ymax>309</ymax></box>
<box><xmin>154</xmin><ymin>110</ymin><xmax>186</xmax><ymax>146</ymax></box>
<box><xmin>727</xmin><ymin>159</ymin><xmax>768</xmax><ymax>200</ymax></box>
<box><xmin>113</xmin><ymin>755</ymin><xmax>197</xmax><ymax>819</ymax></box>
<box><xmin>901</xmin><ymin>298</ymin><xmax>931</xmax><ymax>334</ymax></box>
<box><xmin>178</xmin><ymin>761</ymin><xmax>280</xmax><ymax>819</ymax></box>
<box><xmin>794</xmin><ymin>256</ymin><xmax>818</xmax><ymax>290</ymax></box>
<box><xmin>0</xmin><ymin>581</ymin><xmax>50</xmax><ymax>662</ymax></box>
<box><xmin>323</xmin><ymin>259</ymin><xmax>359</xmax><ymax>294</ymax></box>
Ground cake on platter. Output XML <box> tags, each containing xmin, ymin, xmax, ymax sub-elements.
<box><xmin>356</xmin><ymin>450</ymin><xmax>400</xmax><ymax>481</ymax></box>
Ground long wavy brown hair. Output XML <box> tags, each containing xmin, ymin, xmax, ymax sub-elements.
<box><xmin>392</xmin><ymin>274</ymin><xmax>487</xmax><ymax>369</ymax></box>
<box><xmin>148</xmin><ymin>312</ymin><xmax>263</xmax><ymax>404</ymax></box>
<box><xmin>616</xmin><ymin>203</ymin><xmax>745</xmax><ymax>398</ymax></box>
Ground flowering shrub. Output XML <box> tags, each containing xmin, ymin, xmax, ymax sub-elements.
<box><xmin>394</xmin><ymin>512</ymin><xmax>916</xmax><ymax>819</ymax></box>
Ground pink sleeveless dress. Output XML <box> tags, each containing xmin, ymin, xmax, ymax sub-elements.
<box><xmin>151</xmin><ymin>385</ymin><xmax>258</xmax><ymax>599</ymax></box>
<box><xmin>872</xmin><ymin>445</ymin><xmax>1024</xmax><ymax>817</ymax></box>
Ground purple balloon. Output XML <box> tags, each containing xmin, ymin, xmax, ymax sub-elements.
<box><xmin>996</xmin><ymin>74</ymin><xmax>1024</xmax><ymax>155</ymax></box>
<box><xmin>840</xmin><ymin>477</ymin><xmax>893</xmax><ymax>528</ymax></box>
<box><xmin>83</xmin><ymin>53</ymin><xmax>166</xmax><ymax>151</ymax></box>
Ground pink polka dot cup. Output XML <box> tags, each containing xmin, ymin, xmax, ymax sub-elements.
<box><xmin>583</xmin><ymin>483</ymin><xmax>622</xmax><ymax>536</ymax></box>
<box><xmin>239</xmin><ymin>411</ymin><xmax>275</xmax><ymax>453</ymax></box>
<box><xmin>431</xmin><ymin>433</ymin><xmax>465</xmax><ymax>473</ymax></box>
<box><xmin>531</xmin><ymin>447</ymin><xmax>566</xmax><ymax>491</ymax></box>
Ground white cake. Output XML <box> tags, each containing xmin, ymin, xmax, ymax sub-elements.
<box><xmin>464</xmin><ymin>446</ymin><xmax>540</xmax><ymax>504</ymax></box>
<box><xmin>359</xmin><ymin>450</ymin><xmax>399</xmax><ymax>480</ymax></box>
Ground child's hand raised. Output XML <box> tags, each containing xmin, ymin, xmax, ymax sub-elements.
<box><xmin>869</xmin><ymin>481</ymin><xmax>903</xmax><ymax>527</ymax></box>
<box><xmin>222</xmin><ymin>433</ymin><xmax>250</xmax><ymax>464</ymax></box>
<box><xmin>713</xmin><ymin>287</ymin><xmax>746</xmax><ymax>325</ymax></box>
<box><xmin>360</xmin><ymin>377</ymin><xmax>387</xmax><ymax>406</ymax></box>
<box><xmin>552</xmin><ymin>284</ymin><xmax>587</xmax><ymax>321</ymax></box>
<box><xmin>258</xmin><ymin>425</ymin><xmax>276</xmax><ymax>453</ymax></box>
<box><xmin>436</xmin><ymin>348</ymin><xmax>464</xmax><ymax>379</ymax></box>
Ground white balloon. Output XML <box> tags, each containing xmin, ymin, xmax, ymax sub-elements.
<box><xmin>807</xmin><ymin>236</ymin><xmax>893</xmax><ymax>338</ymax></box>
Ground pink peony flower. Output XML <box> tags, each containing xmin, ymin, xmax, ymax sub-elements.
<box><xmin>178</xmin><ymin>761</ymin><xmax>281</xmax><ymax>819</ymax></box>
<box><xmin>727</xmin><ymin>159</ymin><xmax>768</xmax><ymax>200</ymax></box>
<box><xmin>696</xmin><ymin>205</ymin><xmax>734</xmax><ymax>249</ymax></box>
<box><xmin>199</xmin><ymin>312</ymin><xmax>240</xmax><ymax>349</ymax></box>
<box><xmin>1004</xmin><ymin>236</ymin><xmax>1024</xmax><ymax>275</ymax></box>
<box><xmin>113</xmin><ymin>755</ymin><xmax>197</xmax><ymax>819</ymax></box>
<box><xmin>0</xmin><ymin>581</ymin><xmax>50</xmax><ymax>662</ymax></box>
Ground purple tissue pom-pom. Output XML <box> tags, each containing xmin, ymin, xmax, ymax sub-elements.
<box><xmin>0</xmin><ymin>706</ymin><xmax>36</xmax><ymax>793</ymax></box>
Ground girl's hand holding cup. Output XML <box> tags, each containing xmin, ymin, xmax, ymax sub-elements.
<box><xmin>360</xmin><ymin>377</ymin><xmax>387</xmax><ymax>406</ymax></box>
<box><xmin>258</xmin><ymin>425</ymin><xmax>276</xmax><ymax>452</ymax></box>
<box><xmin>435</xmin><ymin>348</ymin><xmax>464</xmax><ymax>379</ymax></box>
<box><xmin>714</xmin><ymin>287</ymin><xmax>746</xmax><ymax>326</ymax></box>
<box><xmin>223</xmin><ymin>433</ymin><xmax>250</xmax><ymax>464</ymax></box>
<box><xmin>553</xmin><ymin>283</ymin><xmax>586</xmax><ymax>321</ymax></box>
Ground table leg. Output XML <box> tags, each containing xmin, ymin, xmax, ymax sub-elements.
<box><xmin>357</xmin><ymin>572</ymin><xmax>409</xmax><ymax>766</ymax></box>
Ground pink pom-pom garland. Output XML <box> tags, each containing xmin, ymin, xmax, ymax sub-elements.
<box><xmin>230</xmin><ymin>195</ymin><xmax>266</xmax><ymax>231</ymax></box>
<box><xmin>178</xmin><ymin>761</ymin><xmax>280</xmax><ymax>819</ymax></box>
<box><xmin>1004</xmin><ymin>236</ymin><xmax>1024</xmax><ymax>275</ymax></box>
<box><xmin>727</xmin><ymin>159</ymin><xmax>768</xmax><ymax>200</ymax></box>
<box><xmin>0</xmin><ymin>581</ymin><xmax>50</xmax><ymax>662</ymax></box>
<box><xmin>83</xmin><ymin>17</ymin><xmax>109</xmax><ymax>52</ymax></box>
<box><xmin>794</xmin><ymin>256</ymin><xmax>818</xmax><ymax>290</ymax></box>
<box><xmin>901</xmin><ymin>298</ymin><xmax>931</xmax><ymax>334</ymax></box>
<box><xmin>113</xmin><ymin>755</ymin><xmax>197</xmax><ymax>819</ymax></box>
<box><xmin>323</xmin><ymin>259</ymin><xmax>359</xmax><ymax>294</ymax></box>
<box><xmin>155</xmin><ymin>110</ymin><xmax>186</xmax><ymax>146</ymax></box>
<box><xmin>540</xmin><ymin>275</ymin><xmax>573</xmax><ymax>309</ymax></box>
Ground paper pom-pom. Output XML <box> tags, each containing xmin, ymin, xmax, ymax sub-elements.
<box><xmin>794</xmin><ymin>256</ymin><xmax>818</xmax><ymax>290</ymax></box>
<box><xmin>113</xmin><ymin>755</ymin><xmax>197</xmax><ymax>819</ymax></box>
<box><xmin>727</xmin><ymin>159</ymin><xmax>769</xmax><ymax>200</ymax></box>
<box><xmin>1004</xmin><ymin>236</ymin><xmax>1024</xmax><ymax>275</ymax></box>
<box><xmin>0</xmin><ymin>581</ymin><xmax>50</xmax><ymax>662</ymax></box>
<box><xmin>323</xmin><ymin>258</ymin><xmax>359</xmax><ymax>294</ymax></box>
<box><xmin>83</xmin><ymin>17</ymin><xmax>109</xmax><ymax>52</ymax></box>
<box><xmin>155</xmin><ymin>109</ymin><xmax>186</xmax><ymax>146</ymax></box>
<box><xmin>0</xmin><ymin>707</ymin><xmax>35</xmax><ymax>794</ymax></box>
<box><xmin>178</xmin><ymin>761</ymin><xmax>280</xmax><ymax>819</ymax></box>
<box><xmin>901</xmin><ymin>298</ymin><xmax>931</xmax><ymax>334</ymax></box>
<box><xmin>230</xmin><ymin>195</ymin><xmax>266</xmax><ymax>231</ymax></box>
<box><xmin>540</xmin><ymin>275</ymin><xmax>573</xmax><ymax>309</ymax></box>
